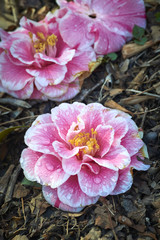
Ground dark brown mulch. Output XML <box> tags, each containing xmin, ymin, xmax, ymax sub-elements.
<box><xmin>0</xmin><ymin>0</ymin><xmax>160</xmax><ymax>240</ymax></box>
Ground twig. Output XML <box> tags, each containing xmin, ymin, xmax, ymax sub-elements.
<box><xmin>0</xmin><ymin>115</ymin><xmax>38</xmax><ymax>126</ymax></box>
<box><xmin>126</xmin><ymin>89</ymin><xmax>160</xmax><ymax>98</ymax></box>
<box><xmin>75</xmin><ymin>78</ymin><xmax>104</xmax><ymax>102</ymax></box>
<box><xmin>5</xmin><ymin>164</ymin><xmax>21</xmax><ymax>203</ymax></box>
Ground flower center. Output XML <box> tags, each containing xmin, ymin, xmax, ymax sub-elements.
<box><xmin>28</xmin><ymin>31</ymin><xmax>57</xmax><ymax>53</ymax></box>
<box><xmin>69</xmin><ymin>128</ymin><xmax>99</xmax><ymax>157</ymax></box>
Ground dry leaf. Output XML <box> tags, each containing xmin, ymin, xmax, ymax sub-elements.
<box><xmin>13</xmin><ymin>182</ymin><xmax>30</xmax><ymax>199</ymax></box>
<box><xmin>119</xmin><ymin>95</ymin><xmax>155</xmax><ymax>105</ymax></box>
<box><xmin>104</xmin><ymin>99</ymin><xmax>133</xmax><ymax>115</ymax></box>
<box><xmin>151</xmin><ymin>26</ymin><xmax>160</xmax><ymax>43</ymax></box>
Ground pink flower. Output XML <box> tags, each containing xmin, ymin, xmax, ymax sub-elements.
<box><xmin>20</xmin><ymin>103</ymin><xmax>149</xmax><ymax>212</ymax></box>
<box><xmin>0</xmin><ymin>13</ymin><xmax>96</xmax><ymax>101</ymax></box>
<box><xmin>56</xmin><ymin>0</ymin><xmax>146</xmax><ymax>54</ymax></box>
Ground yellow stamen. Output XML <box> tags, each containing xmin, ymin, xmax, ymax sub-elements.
<box><xmin>69</xmin><ymin>129</ymin><xmax>99</xmax><ymax>156</ymax></box>
<box><xmin>47</xmin><ymin>34</ymin><xmax>58</xmax><ymax>46</ymax></box>
<box><xmin>37</xmin><ymin>32</ymin><xmax>45</xmax><ymax>40</ymax></box>
<box><xmin>34</xmin><ymin>41</ymin><xmax>45</xmax><ymax>53</ymax></box>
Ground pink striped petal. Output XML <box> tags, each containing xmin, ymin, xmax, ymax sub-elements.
<box><xmin>51</xmin><ymin>102</ymin><xmax>85</xmax><ymax>140</ymax></box>
<box><xmin>62</xmin><ymin>156</ymin><xmax>82</xmax><ymax>175</ymax></box>
<box><xmin>0</xmin><ymin>52</ymin><xmax>33</xmax><ymax>91</ymax></box>
<box><xmin>0</xmin><ymin>81</ymin><xmax>33</xmax><ymax>99</ymax></box>
<box><xmin>35</xmin><ymin>82</ymin><xmax>68</xmax><ymax>98</ymax></box>
<box><xmin>52</xmin><ymin>141</ymin><xmax>79</xmax><ymax>158</ymax></box>
<box><xmin>35</xmin><ymin>154</ymin><xmax>69</xmax><ymax>187</ymax></box>
<box><xmin>65</xmin><ymin>49</ymin><xmax>96</xmax><ymax>83</ymax></box>
<box><xmin>51</xmin><ymin>80</ymin><xmax>80</xmax><ymax>101</ymax></box>
<box><xmin>25</xmin><ymin>123</ymin><xmax>62</xmax><ymax>155</ymax></box>
<box><xmin>95</xmin><ymin>125</ymin><xmax>114</xmax><ymax>157</ymax></box>
<box><xmin>78</xmin><ymin>165</ymin><xmax>118</xmax><ymax>197</ymax></box>
<box><xmin>42</xmin><ymin>186</ymin><xmax>83</xmax><ymax>212</ymax></box>
<box><xmin>10</xmin><ymin>38</ymin><xmax>35</xmax><ymax>65</ymax></box>
<box><xmin>20</xmin><ymin>148</ymin><xmax>42</xmax><ymax>181</ymax></box>
<box><xmin>20</xmin><ymin>16</ymin><xmax>48</xmax><ymax>36</ymax></box>
<box><xmin>31</xmin><ymin>113</ymin><xmax>52</xmax><ymax>127</ymax></box>
<box><xmin>111</xmin><ymin>167</ymin><xmax>133</xmax><ymax>195</ymax></box>
<box><xmin>121</xmin><ymin>119</ymin><xmax>144</xmax><ymax>156</ymax></box>
<box><xmin>107</xmin><ymin>117</ymin><xmax>129</xmax><ymax>146</ymax></box>
<box><xmin>58</xmin><ymin>11</ymin><xmax>95</xmax><ymax>49</ymax></box>
<box><xmin>27</xmin><ymin>64</ymin><xmax>67</xmax><ymax>86</ymax></box>
<box><xmin>58</xmin><ymin>176</ymin><xmax>99</xmax><ymax>207</ymax></box>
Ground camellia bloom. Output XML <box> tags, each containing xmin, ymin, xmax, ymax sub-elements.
<box><xmin>56</xmin><ymin>0</ymin><xmax>146</xmax><ymax>54</ymax></box>
<box><xmin>0</xmin><ymin>13</ymin><xmax>96</xmax><ymax>101</ymax></box>
<box><xmin>20</xmin><ymin>103</ymin><xmax>150</xmax><ymax>212</ymax></box>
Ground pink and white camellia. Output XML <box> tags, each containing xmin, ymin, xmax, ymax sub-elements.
<box><xmin>56</xmin><ymin>0</ymin><xmax>146</xmax><ymax>54</ymax></box>
<box><xmin>0</xmin><ymin>13</ymin><xmax>96</xmax><ymax>101</ymax></box>
<box><xmin>20</xmin><ymin>102</ymin><xmax>150</xmax><ymax>212</ymax></box>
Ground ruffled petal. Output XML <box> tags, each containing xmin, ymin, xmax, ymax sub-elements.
<box><xmin>25</xmin><ymin>123</ymin><xmax>62</xmax><ymax>155</ymax></box>
<box><xmin>35</xmin><ymin>154</ymin><xmax>69</xmax><ymax>187</ymax></box>
<box><xmin>78</xmin><ymin>165</ymin><xmax>118</xmax><ymax>197</ymax></box>
<box><xmin>58</xmin><ymin>175</ymin><xmax>99</xmax><ymax>207</ymax></box>
<box><xmin>111</xmin><ymin>167</ymin><xmax>133</xmax><ymax>195</ymax></box>
<box><xmin>27</xmin><ymin>64</ymin><xmax>67</xmax><ymax>86</ymax></box>
<box><xmin>42</xmin><ymin>186</ymin><xmax>83</xmax><ymax>212</ymax></box>
<box><xmin>51</xmin><ymin>102</ymin><xmax>85</xmax><ymax>140</ymax></box>
<box><xmin>0</xmin><ymin>52</ymin><xmax>33</xmax><ymax>91</ymax></box>
<box><xmin>20</xmin><ymin>148</ymin><xmax>42</xmax><ymax>181</ymax></box>
<box><xmin>95</xmin><ymin>125</ymin><xmax>114</xmax><ymax>157</ymax></box>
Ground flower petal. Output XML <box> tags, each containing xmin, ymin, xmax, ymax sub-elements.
<box><xmin>20</xmin><ymin>148</ymin><xmax>42</xmax><ymax>181</ymax></box>
<box><xmin>62</xmin><ymin>156</ymin><xmax>82</xmax><ymax>175</ymax></box>
<box><xmin>35</xmin><ymin>154</ymin><xmax>69</xmax><ymax>187</ymax></box>
<box><xmin>27</xmin><ymin>64</ymin><xmax>67</xmax><ymax>86</ymax></box>
<box><xmin>121</xmin><ymin>119</ymin><xmax>144</xmax><ymax>156</ymax></box>
<box><xmin>10</xmin><ymin>38</ymin><xmax>35</xmax><ymax>65</ymax></box>
<box><xmin>42</xmin><ymin>186</ymin><xmax>83</xmax><ymax>212</ymax></box>
<box><xmin>111</xmin><ymin>167</ymin><xmax>133</xmax><ymax>195</ymax></box>
<box><xmin>25</xmin><ymin>123</ymin><xmax>62</xmax><ymax>155</ymax></box>
<box><xmin>0</xmin><ymin>52</ymin><xmax>33</xmax><ymax>91</ymax></box>
<box><xmin>78</xmin><ymin>165</ymin><xmax>118</xmax><ymax>197</ymax></box>
<box><xmin>51</xmin><ymin>102</ymin><xmax>85</xmax><ymax>140</ymax></box>
<box><xmin>95</xmin><ymin>125</ymin><xmax>114</xmax><ymax>157</ymax></box>
<box><xmin>58</xmin><ymin>175</ymin><xmax>99</xmax><ymax>207</ymax></box>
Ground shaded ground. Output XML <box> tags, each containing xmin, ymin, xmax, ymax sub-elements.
<box><xmin>0</xmin><ymin>0</ymin><xmax>160</xmax><ymax>239</ymax></box>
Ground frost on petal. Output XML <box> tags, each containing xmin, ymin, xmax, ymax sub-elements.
<box><xmin>111</xmin><ymin>167</ymin><xmax>133</xmax><ymax>195</ymax></box>
<box><xmin>42</xmin><ymin>186</ymin><xmax>83</xmax><ymax>212</ymax></box>
<box><xmin>62</xmin><ymin>156</ymin><xmax>82</xmax><ymax>175</ymax></box>
<box><xmin>0</xmin><ymin>52</ymin><xmax>33</xmax><ymax>91</ymax></box>
<box><xmin>58</xmin><ymin>176</ymin><xmax>99</xmax><ymax>208</ymax></box>
<box><xmin>35</xmin><ymin>154</ymin><xmax>69</xmax><ymax>187</ymax></box>
<box><xmin>25</xmin><ymin>123</ymin><xmax>62</xmax><ymax>155</ymax></box>
<box><xmin>36</xmin><ymin>83</ymin><xmax>68</xmax><ymax>99</ymax></box>
<box><xmin>78</xmin><ymin>165</ymin><xmax>118</xmax><ymax>197</ymax></box>
<box><xmin>53</xmin><ymin>141</ymin><xmax>79</xmax><ymax>159</ymax></box>
<box><xmin>20</xmin><ymin>148</ymin><xmax>42</xmax><ymax>181</ymax></box>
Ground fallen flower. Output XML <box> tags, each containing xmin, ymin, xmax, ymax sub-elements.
<box><xmin>20</xmin><ymin>103</ymin><xmax>150</xmax><ymax>212</ymax></box>
<box><xmin>56</xmin><ymin>0</ymin><xmax>146</xmax><ymax>55</ymax></box>
<box><xmin>0</xmin><ymin>13</ymin><xmax>96</xmax><ymax>101</ymax></box>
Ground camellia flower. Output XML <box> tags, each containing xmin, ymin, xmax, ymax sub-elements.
<box><xmin>20</xmin><ymin>103</ymin><xmax>149</xmax><ymax>212</ymax></box>
<box><xmin>0</xmin><ymin>13</ymin><xmax>96</xmax><ymax>101</ymax></box>
<box><xmin>56</xmin><ymin>0</ymin><xmax>146</xmax><ymax>54</ymax></box>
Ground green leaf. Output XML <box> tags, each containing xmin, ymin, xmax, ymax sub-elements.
<box><xmin>0</xmin><ymin>126</ymin><xmax>23</xmax><ymax>143</ymax></box>
<box><xmin>21</xmin><ymin>177</ymin><xmax>41</xmax><ymax>187</ymax></box>
<box><xmin>132</xmin><ymin>25</ymin><xmax>145</xmax><ymax>40</ymax></box>
<box><xmin>134</xmin><ymin>36</ymin><xmax>147</xmax><ymax>45</ymax></box>
<box><xmin>106</xmin><ymin>52</ymin><xmax>118</xmax><ymax>61</ymax></box>
<box><xmin>155</xmin><ymin>12</ymin><xmax>160</xmax><ymax>22</ymax></box>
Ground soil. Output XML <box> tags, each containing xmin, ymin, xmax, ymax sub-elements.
<box><xmin>0</xmin><ymin>0</ymin><xmax>160</xmax><ymax>239</ymax></box>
